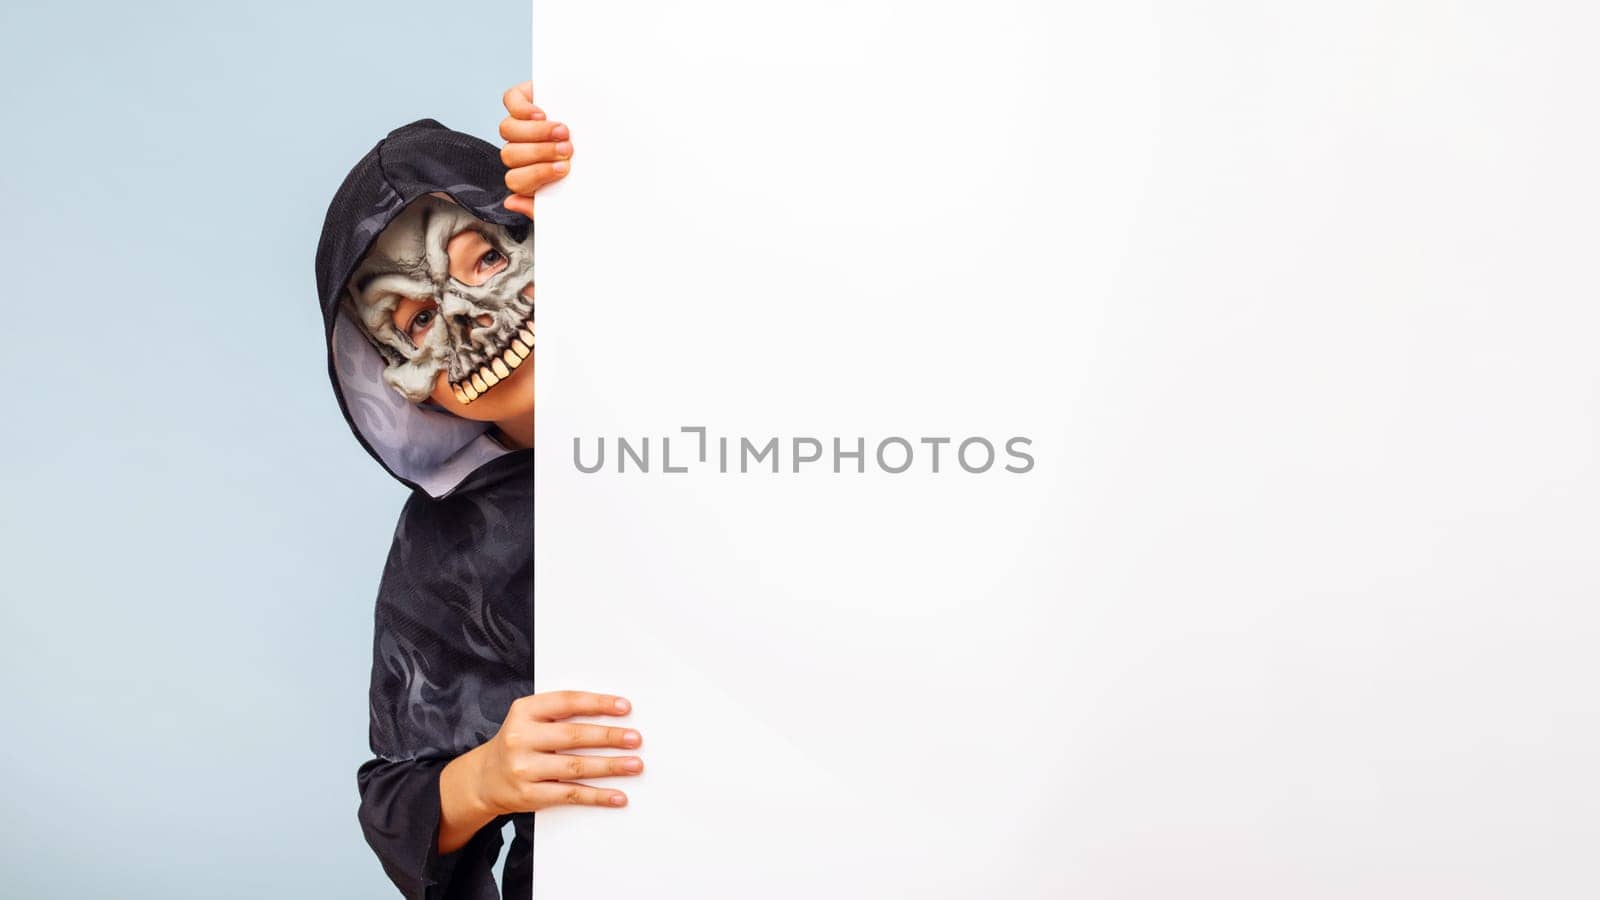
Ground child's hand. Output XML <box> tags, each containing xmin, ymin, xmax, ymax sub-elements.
<box><xmin>466</xmin><ymin>691</ymin><xmax>643</xmax><ymax>816</ymax></box>
<box><xmin>499</xmin><ymin>81</ymin><xmax>573</xmax><ymax>217</ymax></box>
<box><xmin>436</xmin><ymin>690</ymin><xmax>641</xmax><ymax>852</ymax></box>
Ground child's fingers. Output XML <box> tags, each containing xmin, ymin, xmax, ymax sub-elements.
<box><xmin>503</xmin><ymin>194</ymin><xmax>535</xmax><ymax>217</ymax></box>
<box><xmin>516</xmin><ymin>691</ymin><xmax>631</xmax><ymax>722</ymax></box>
<box><xmin>499</xmin><ymin>117</ymin><xmax>566</xmax><ymax>144</ymax></box>
<box><xmin>505</xmin><ymin>161</ymin><xmax>570</xmax><ymax>196</ymax></box>
<box><xmin>501</xmin><ymin>139</ymin><xmax>572</xmax><ymax>169</ymax></box>
<box><xmin>503</xmin><ymin>81</ymin><xmax>532</xmax><ymax>108</ymax></box>
<box><xmin>503</xmin><ymin>82</ymin><xmax>544</xmax><ymax>120</ymax></box>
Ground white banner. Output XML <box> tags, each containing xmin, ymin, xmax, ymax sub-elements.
<box><xmin>532</xmin><ymin>3</ymin><xmax>1600</xmax><ymax>897</ymax></box>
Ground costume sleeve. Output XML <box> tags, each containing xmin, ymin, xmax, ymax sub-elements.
<box><xmin>355</xmin><ymin>533</ymin><xmax>505</xmax><ymax>900</ymax></box>
<box><xmin>354</xmin><ymin>491</ymin><xmax>532</xmax><ymax>899</ymax></box>
<box><xmin>355</xmin><ymin>756</ymin><xmax>507</xmax><ymax>900</ymax></box>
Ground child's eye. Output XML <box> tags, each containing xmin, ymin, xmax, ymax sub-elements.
<box><xmin>478</xmin><ymin>249</ymin><xmax>505</xmax><ymax>274</ymax></box>
<box><xmin>408</xmin><ymin>308</ymin><xmax>436</xmax><ymax>340</ymax></box>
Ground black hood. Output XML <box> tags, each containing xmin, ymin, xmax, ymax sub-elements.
<box><xmin>314</xmin><ymin>119</ymin><xmax>531</xmax><ymax>497</ymax></box>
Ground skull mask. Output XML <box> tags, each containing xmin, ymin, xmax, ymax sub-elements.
<box><xmin>344</xmin><ymin>195</ymin><xmax>535</xmax><ymax>406</ymax></box>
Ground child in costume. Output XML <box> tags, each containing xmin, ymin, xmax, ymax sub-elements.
<box><xmin>314</xmin><ymin>85</ymin><xmax>641</xmax><ymax>899</ymax></box>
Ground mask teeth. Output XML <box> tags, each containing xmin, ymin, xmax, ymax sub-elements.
<box><xmin>449</xmin><ymin>312</ymin><xmax>533</xmax><ymax>405</ymax></box>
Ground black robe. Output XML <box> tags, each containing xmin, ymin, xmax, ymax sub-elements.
<box><xmin>314</xmin><ymin>119</ymin><xmax>535</xmax><ymax>899</ymax></box>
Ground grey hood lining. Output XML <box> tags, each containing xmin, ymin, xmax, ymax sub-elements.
<box><xmin>332</xmin><ymin>313</ymin><xmax>508</xmax><ymax>499</ymax></box>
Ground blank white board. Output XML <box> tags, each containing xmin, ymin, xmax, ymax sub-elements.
<box><xmin>532</xmin><ymin>2</ymin><xmax>1600</xmax><ymax>897</ymax></box>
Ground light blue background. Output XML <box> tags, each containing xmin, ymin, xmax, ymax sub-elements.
<box><xmin>0</xmin><ymin>2</ymin><xmax>526</xmax><ymax>895</ymax></box>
